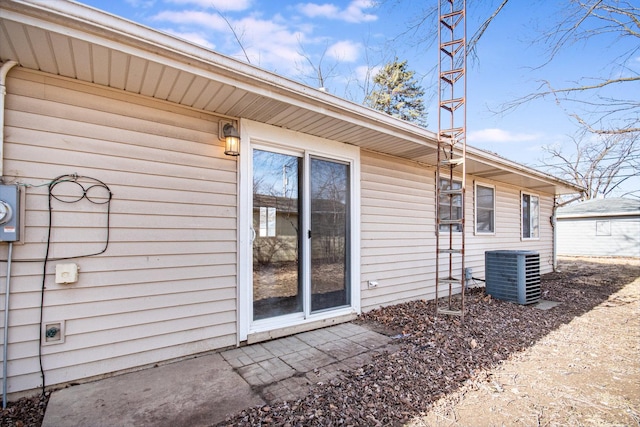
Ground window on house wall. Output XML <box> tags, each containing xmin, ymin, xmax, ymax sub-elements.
<box><xmin>259</xmin><ymin>206</ymin><xmax>276</xmax><ymax>237</ymax></box>
<box><xmin>596</xmin><ymin>220</ymin><xmax>611</xmax><ymax>236</ymax></box>
<box><xmin>439</xmin><ymin>177</ymin><xmax>462</xmax><ymax>232</ymax></box>
<box><xmin>475</xmin><ymin>183</ymin><xmax>495</xmax><ymax>233</ymax></box>
<box><xmin>521</xmin><ymin>192</ymin><xmax>540</xmax><ymax>239</ymax></box>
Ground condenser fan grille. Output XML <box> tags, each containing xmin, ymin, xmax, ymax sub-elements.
<box><xmin>485</xmin><ymin>250</ymin><xmax>541</xmax><ymax>305</ymax></box>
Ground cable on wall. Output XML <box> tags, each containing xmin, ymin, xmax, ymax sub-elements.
<box><xmin>37</xmin><ymin>174</ymin><xmax>113</xmax><ymax>397</ymax></box>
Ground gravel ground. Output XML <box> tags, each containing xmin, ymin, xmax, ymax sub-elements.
<box><xmin>2</xmin><ymin>257</ymin><xmax>638</xmax><ymax>427</ymax></box>
<box><xmin>414</xmin><ymin>259</ymin><xmax>640</xmax><ymax>426</ymax></box>
<box><xmin>222</xmin><ymin>257</ymin><xmax>639</xmax><ymax>426</ymax></box>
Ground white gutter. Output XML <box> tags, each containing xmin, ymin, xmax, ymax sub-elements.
<box><xmin>557</xmin><ymin>211</ymin><xmax>640</xmax><ymax>219</ymax></box>
<box><xmin>466</xmin><ymin>146</ymin><xmax>584</xmax><ymax>195</ymax></box>
<box><xmin>0</xmin><ymin>60</ymin><xmax>18</xmax><ymax>178</ymax></box>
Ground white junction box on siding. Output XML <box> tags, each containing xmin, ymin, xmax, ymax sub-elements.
<box><xmin>56</xmin><ymin>263</ymin><xmax>79</xmax><ymax>284</ymax></box>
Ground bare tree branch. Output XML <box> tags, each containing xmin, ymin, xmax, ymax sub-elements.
<box><xmin>214</xmin><ymin>7</ymin><xmax>251</xmax><ymax>64</ymax></box>
<box><xmin>296</xmin><ymin>39</ymin><xmax>331</xmax><ymax>90</ymax></box>
<box><xmin>540</xmin><ymin>133</ymin><xmax>639</xmax><ymax>199</ymax></box>
<box><xmin>485</xmin><ymin>1</ymin><xmax>640</xmax><ymax>136</ymax></box>
<box><xmin>468</xmin><ymin>0</ymin><xmax>510</xmax><ymax>60</ymax></box>
<box><xmin>541</xmin><ymin>0</ymin><xmax>604</xmax><ymax>66</ymax></box>
<box><xmin>571</xmin><ymin>114</ymin><xmax>640</xmax><ymax>134</ymax></box>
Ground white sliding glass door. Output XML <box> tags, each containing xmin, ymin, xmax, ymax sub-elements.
<box><xmin>239</xmin><ymin>121</ymin><xmax>360</xmax><ymax>340</ymax></box>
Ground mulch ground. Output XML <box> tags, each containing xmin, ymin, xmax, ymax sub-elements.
<box><xmin>2</xmin><ymin>257</ymin><xmax>638</xmax><ymax>426</ymax></box>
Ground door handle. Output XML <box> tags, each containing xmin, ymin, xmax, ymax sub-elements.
<box><xmin>250</xmin><ymin>226</ymin><xmax>256</xmax><ymax>243</ymax></box>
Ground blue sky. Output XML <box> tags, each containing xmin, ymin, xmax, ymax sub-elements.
<box><xmin>80</xmin><ymin>0</ymin><xmax>638</xmax><ymax>195</ymax></box>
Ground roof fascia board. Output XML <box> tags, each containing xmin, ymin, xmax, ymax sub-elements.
<box><xmin>558</xmin><ymin>212</ymin><xmax>640</xmax><ymax>219</ymax></box>
<box><xmin>467</xmin><ymin>146</ymin><xmax>584</xmax><ymax>194</ymax></box>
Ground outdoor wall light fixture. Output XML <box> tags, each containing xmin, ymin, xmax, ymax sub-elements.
<box><xmin>221</xmin><ymin>122</ymin><xmax>240</xmax><ymax>156</ymax></box>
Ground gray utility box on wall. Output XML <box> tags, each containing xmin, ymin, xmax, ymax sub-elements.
<box><xmin>0</xmin><ymin>184</ymin><xmax>20</xmax><ymax>242</ymax></box>
<box><xmin>485</xmin><ymin>250</ymin><xmax>541</xmax><ymax>305</ymax></box>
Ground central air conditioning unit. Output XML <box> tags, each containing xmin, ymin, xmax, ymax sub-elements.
<box><xmin>485</xmin><ymin>250</ymin><xmax>541</xmax><ymax>305</ymax></box>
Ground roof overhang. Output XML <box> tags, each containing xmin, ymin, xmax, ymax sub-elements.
<box><xmin>0</xmin><ymin>0</ymin><xmax>583</xmax><ymax>195</ymax></box>
<box><xmin>558</xmin><ymin>212</ymin><xmax>639</xmax><ymax>219</ymax></box>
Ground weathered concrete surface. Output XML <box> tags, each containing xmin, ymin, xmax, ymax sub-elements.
<box><xmin>43</xmin><ymin>353</ymin><xmax>264</xmax><ymax>427</ymax></box>
<box><xmin>42</xmin><ymin>323</ymin><xmax>394</xmax><ymax>426</ymax></box>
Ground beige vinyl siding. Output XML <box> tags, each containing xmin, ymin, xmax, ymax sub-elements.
<box><xmin>0</xmin><ymin>68</ymin><xmax>237</xmax><ymax>395</ymax></box>
<box><xmin>466</xmin><ymin>181</ymin><xmax>555</xmax><ymax>280</ymax></box>
<box><xmin>360</xmin><ymin>151</ymin><xmax>556</xmax><ymax>312</ymax></box>
<box><xmin>360</xmin><ymin>150</ymin><xmax>436</xmax><ymax>311</ymax></box>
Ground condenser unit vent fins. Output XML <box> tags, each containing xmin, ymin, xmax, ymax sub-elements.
<box><xmin>485</xmin><ymin>250</ymin><xmax>541</xmax><ymax>305</ymax></box>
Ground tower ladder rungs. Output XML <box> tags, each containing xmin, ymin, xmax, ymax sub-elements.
<box><xmin>438</xmin><ymin>219</ymin><xmax>463</xmax><ymax>225</ymax></box>
<box><xmin>438</xmin><ymin>277</ymin><xmax>461</xmax><ymax>285</ymax></box>
<box><xmin>437</xmin><ymin>308</ymin><xmax>463</xmax><ymax>316</ymax></box>
<box><xmin>439</xmin><ymin>189</ymin><xmax>463</xmax><ymax>196</ymax></box>
<box><xmin>437</xmin><ymin>248</ymin><xmax>463</xmax><ymax>254</ymax></box>
<box><xmin>439</xmin><ymin>128</ymin><xmax>465</xmax><ymax>140</ymax></box>
<box><xmin>441</xmin><ymin>157</ymin><xmax>464</xmax><ymax>166</ymax></box>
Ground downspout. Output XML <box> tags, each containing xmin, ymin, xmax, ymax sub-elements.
<box><xmin>1</xmin><ymin>61</ymin><xmax>18</xmax><ymax>177</ymax></box>
<box><xmin>551</xmin><ymin>192</ymin><xmax>584</xmax><ymax>272</ymax></box>
<box><xmin>1</xmin><ymin>60</ymin><xmax>18</xmax><ymax>409</ymax></box>
<box><xmin>551</xmin><ymin>196</ymin><xmax>558</xmax><ymax>272</ymax></box>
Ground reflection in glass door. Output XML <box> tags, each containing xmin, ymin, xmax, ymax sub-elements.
<box><xmin>310</xmin><ymin>157</ymin><xmax>350</xmax><ymax>312</ymax></box>
<box><xmin>252</xmin><ymin>149</ymin><xmax>302</xmax><ymax>320</ymax></box>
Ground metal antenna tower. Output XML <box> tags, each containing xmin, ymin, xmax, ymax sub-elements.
<box><xmin>435</xmin><ymin>0</ymin><xmax>467</xmax><ymax>319</ymax></box>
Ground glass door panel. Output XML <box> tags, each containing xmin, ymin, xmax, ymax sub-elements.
<box><xmin>310</xmin><ymin>157</ymin><xmax>350</xmax><ymax>312</ymax></box>
<box><xmin>252</xmin><ymin>149</ymin><xmax>302</xmax><ymax>320</ymax></box>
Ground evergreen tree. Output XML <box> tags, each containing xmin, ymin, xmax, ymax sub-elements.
<box><xmin>365</xmin><ymin>59</ymin><xmax>427</xmax><ymax>126</ymax></box>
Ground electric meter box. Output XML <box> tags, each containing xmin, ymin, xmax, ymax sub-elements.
<box><xmin>0</xmin><ymin>184</ymin><xmax>20</xmax><ymax>242</ymax></box>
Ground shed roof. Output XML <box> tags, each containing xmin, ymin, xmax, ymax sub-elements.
<box><xmin>0</xmin><ymin>0</ymin><xmax>583</xmax><ymax>195</ymax></box>
<box><xmin>557</xmin><ymin>198</ymin><xmax>640</xmax><ymax>218</ymax></box>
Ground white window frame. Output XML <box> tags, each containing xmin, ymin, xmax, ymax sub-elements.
<box><xmin>474</xmin><ymin>182</ymin><xmax>495</xmax><ymax>235</ymax></box>
<box><xmin>521</xmin><ymin>191</ymin><xmax>540</xmax><ymax>240</ymax></box>
<box><xmin>595</xmin><ymin>220</ymin><xmax>611</xmax><ymax>236</ymax></box>
<box><xmin>437</xmin><ymin>175</ymin><xmax>463</xmax><ymax>233</ymax></box>
<box><xmin>238</xmin><ymin>119</ymin><xmax>361</xmax><ymax>342</ymax></box>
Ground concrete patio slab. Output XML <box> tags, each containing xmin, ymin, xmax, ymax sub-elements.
<box><xmin>43</xmin><ymin>353</ymin><xmax>264</xmax><ymax>427</ymax></box>
<box><xmin>42</xmin><ymin>323</ymin><xmax>394</xmax><ymax>426</ymax></box>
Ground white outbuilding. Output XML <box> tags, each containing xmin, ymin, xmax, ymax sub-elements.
<box><xmin>557</xmin><ymin>198</ymin><xmax>640</xmax><ymax>258</ymax></box>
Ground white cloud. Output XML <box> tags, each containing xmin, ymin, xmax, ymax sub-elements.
<box><xmin>160</xmin><ymin>29</ymin><xmax>216</xmax><ymax>49</ymax></box>
<box><xmin>326</xmin><ymin>40</ymin><xmax>361</xmax><ymax>62</ymax></box>
<box><xmin>355</xmin><ymin>64</ymin><xmax>378</xmax><ymax>81</ymax></box>
<box><xmin>223</xmin><ymin>16</ymin><xmax>307</xmax><ymax>71</ymax></box>
<box><xmin>151</xmin><ymin>10</ymin><xmax>228</xmax><ymax>30</ymax></box>
<box><xmin>151</xmin><ymin>8</ymin><xmax>309</xmax><ymax>72</ymax></box>
<box><xmin>149</xmin><ymin>2</ymin><xmax>374</xmax><ymax>81</ymax></box>
<box><xmin>298</xmin><ymin>3</ymin><xmax>339</xmax><ymax>18</ymax></box>
<box><xmin>468</xmin><ymin>128</ymin><xmax>541</xmax><ymax>143</ymax></box>
<box><xmin>297</xmin><ymin>0</ymin><xmax>377</xmax><ymax>23</ymax></box>
<box><xmin>166</xmin><ymin>0</ymin><xmax>252</xmax><ymax>12</ymax></box>
<box><xmin>344</xmin><ymin>0</ymin><xmax>377</xmax><ymax>23</ymax></box>
<box><xmin>125</xmin><ymin>0</ymin><xmax>156</xmax><ymax>8</ymax></box>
